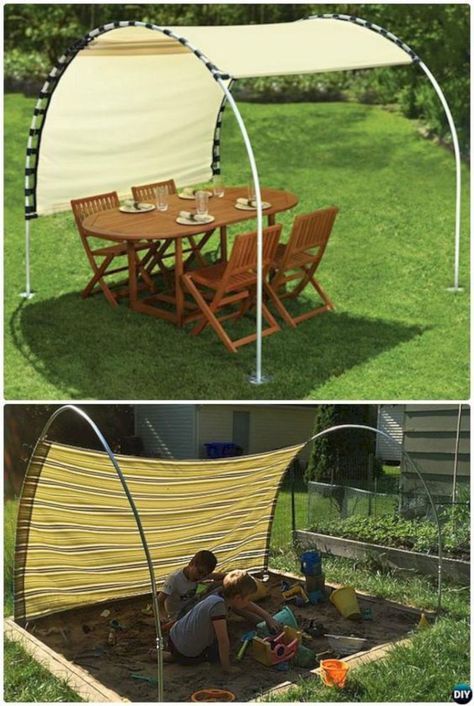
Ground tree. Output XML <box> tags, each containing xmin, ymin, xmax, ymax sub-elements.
<box><xmin>306</xmin><ymin>404</ymin><xmax>379</xmax><ymax>485</ymax></box>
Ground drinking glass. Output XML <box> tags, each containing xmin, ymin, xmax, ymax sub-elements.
<box><xmin>195</xmin><ymin>190</ymin><xmax>209</xmax><ymax>217</ymax></box>
<box><xmin>213</xmin><ymin>175</ymin><xmax>225</xmax><ymax>198</ymax></box>
<box><xmin>247</xmin><ymin>182</ymin><xmax>256</xmax><ymax>205</ymax></box>
<box><xmin>155</xmin><ymin>184</ymin><xmax>169</xmax><ymax>212</ymax></box>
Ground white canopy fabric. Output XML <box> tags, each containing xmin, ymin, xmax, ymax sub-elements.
<box><xmin>86</xmin><ymin>19</ymin><xmax>413</xmax><ymax>75</ymax></box>
<box><xmin>36</xmin><ymin>28</ymin><xmax>226</xmax><ymax>215</ymax></box>
<box><xmin>34</xmin><ymin>18</ymin><xmax>412</xmax><ymax>216</ymax></box>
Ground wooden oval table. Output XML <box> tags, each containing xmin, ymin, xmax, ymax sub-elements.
<box><xmin>82</xmin><ymin>186</ymin><xmax>298</xmax><ymax>326</ymax></box>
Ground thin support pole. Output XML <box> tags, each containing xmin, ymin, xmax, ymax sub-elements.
<box><xmin>291</xmin><ymin>461</ymin><xmax>296</xmax><ymax>539</ymax></box>
<box><xmin>21</xmin><ymin>220</ymin><xmax>34</xmax><ymax>299</ymax></box>
<box><xmin>452</xmin><ymin>404</ymin><xmax>463</xmax><ymax>504</ymax></box>
<box><xmin>215</xmin><ymin>78</ymin><xmax>267</xmax><ymax>385</ymax></box>
<box><xmin>32</xmin><ymin>405</ymin><xmax>164</xmax><ymax>701</ymax></box>
<box><xmin>418</xmin><ymin>61</ymin><xmax>462</xmax><ymax>292</ymax></box>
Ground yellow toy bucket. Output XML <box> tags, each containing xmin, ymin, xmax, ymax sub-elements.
<box><xmin>329</xmin><ymin>586</ymin><xmax>361</xmax><ymax>619</ymax></box>
<box><xmin>320</xmin><ymin>659</ymin><xmax>349</xmax><ymax>688</ymax></box>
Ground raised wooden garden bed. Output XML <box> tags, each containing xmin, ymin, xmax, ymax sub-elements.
<box><xmin>296</xmin><ymin>530</ymin><xmax>470</xmax><ymax>584</ymax></box>
<box><xmin>4</xmin><ymin>570</ymin><xmax>428</xmax><ymax>702</ymax></box>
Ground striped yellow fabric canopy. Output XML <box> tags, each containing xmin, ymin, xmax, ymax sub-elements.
<box><xmin>15</xmin><ymin>440</ymin><xmax>303</xmax><ymax>622</ymax></box>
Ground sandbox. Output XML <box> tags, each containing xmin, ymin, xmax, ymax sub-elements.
<box><xmin>5</xmin><ymin>570</ymin><xmax>425</xmax><ymax>702</ymax></box>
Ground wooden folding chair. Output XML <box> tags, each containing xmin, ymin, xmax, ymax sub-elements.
<box><xmin>131</xmin><ymin>178</ymin><xmax>177</xmax><ymax>204</ymax></box>
<box><xmin>71</xmin><ymin>191</ymin><xmax>154</xmax><ymax>308</ymax></box>
<box><xmin>131</xmin><ymin>179</ymin><xmax>214</xmax><ymax>274</ymax></box>
<box><xmin>266</xmin><ymin>206</ymin><xmax>339</xmax><ymax>328</ymax></box>
<box><xmin>182</xmin><ymin>225</ymin><xmax>282</xmax><ymax>353</ymax></box>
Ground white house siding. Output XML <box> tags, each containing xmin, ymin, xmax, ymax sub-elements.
<box><xmin>402</xmin><ymin>405</ymin><xmax>470</xmax><ymax>479</ymax></box>
<box><xmin>197</xmin><ymin>405</ymin><xmax>234</xmax><ymax>455</ymax></box>
<box><xmin>376</xmin><ymin>405</ymin><xmax>404</xmax><ymax>462</ymax></box>
<box><xmin>197</xmin><ymin>405</ymin><xmax>316</xmax><ymax>462</ymax></box>
<box><xmin>249</xmin><ymin>407</ymin><xmax>315</xmax><ymax>462</ymax></box>
<box><xmin>135</xmin><ymin>404</ymin><xmax>197</xmax><ymax>459</ymax></box>
<box><xmin>399</xmin><ymin>404</ymin><xmax>470</xmax><ymax>506</ymax></box>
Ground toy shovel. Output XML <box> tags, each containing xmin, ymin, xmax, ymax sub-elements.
<box><xmin>237</xmin><ymin>629</ymin><xmax>256</xmax><ymax>660</ymax></box>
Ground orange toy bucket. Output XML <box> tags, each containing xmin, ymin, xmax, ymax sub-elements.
<box><xmin>191</xmin><ymin>689</ymin><xmax>235</xmax><ymax>702</ymax></box>
<box><xmin>320</xmin><ymin>659</ymin><xmax>349</xmax><ymax>688</ymax></box>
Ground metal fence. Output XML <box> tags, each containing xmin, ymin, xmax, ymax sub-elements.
<box><xmin>308</xmin><ymin>480</ymin><xmax>399</xmax><ymax>526</ymax></box>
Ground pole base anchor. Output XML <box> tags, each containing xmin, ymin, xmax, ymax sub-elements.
<box><xmin>248</xmin><ymin>372</ymin><xmax>272</xmax><ymax>385</ymax></box>
<box><xmin>20</xmin><ymin>291</ymin><xmax>35</xmax><ymax>299</ymax></box>
<box><xmin>447</xmin><ymin>286</ymin><xmax>463</xmax><ymax>293</ymax></box>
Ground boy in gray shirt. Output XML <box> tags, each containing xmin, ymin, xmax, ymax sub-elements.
<box><xmin>158</xmin><ymin>550</ymin><xmax>222</xmax><ymax>621</ymax></box>
<box><xmin>166</xmin><ymin>570</ymin><xmax>280</xmax><ymax>673</ymax></box>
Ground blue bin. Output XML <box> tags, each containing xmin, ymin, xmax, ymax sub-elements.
<box><xmin>204</xmin><ymin>442</ymin><xmax>227</xmax><ymax>458</ymax></box>
<box><xmin>204</xmin><ymin>442</ymin><xmax>242</xmax><ymax>459</ymax></box>
<box><xmin>300</xmin><ymin>551</ymin><xmax>322</xmax><ymax>576</ymax></box>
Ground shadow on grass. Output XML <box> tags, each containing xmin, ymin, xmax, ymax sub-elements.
<box><xmin>10</xmin><ymin>293</ymin><xmax>425</xmax><ymax>400</ymax></box>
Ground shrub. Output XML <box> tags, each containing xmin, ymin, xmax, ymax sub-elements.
<box><xmin>4</xmin><ymin>49</ymin><xmax>48</xmax><ymax>84</ymax></box>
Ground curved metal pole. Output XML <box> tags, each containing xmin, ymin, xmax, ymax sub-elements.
<box><xmin>418</xmin><ymin>62</ymin><xmax>462</xmax><ymax>291</ymax></box>
<box><xmin>298</xmin><ymin>423</ymin><xmax>443</xmax><ymax>614</ymax></box>
<box><xmin>32</xmin><ymin>405</ymin><xmax>164</xmax><ymax>701</ymax></box>
<box><xmin>216</xmin><ymin>77</ymin><xmax>265</xmax><ymax>384</ymax></box>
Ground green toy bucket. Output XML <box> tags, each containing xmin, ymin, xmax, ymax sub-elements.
<box><xmin>257</xmin><ymin>605</ymin><xmax>298</xmax><ymax>635</ymax></box>
<box><xmin>329</xmin><ymin>586</ymin><xmax>361</xmax><ymax>619</ymax></box>
<box><xmin>293</xmin><ymin>644</ymin><xmax>316</xmax><ymax>668</ymax></box>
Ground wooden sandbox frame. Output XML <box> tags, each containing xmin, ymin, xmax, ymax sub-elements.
<box><xmin>4</xmin><ymin>570</ymin><xmax>431</xmax><ymax>702</ymax></box>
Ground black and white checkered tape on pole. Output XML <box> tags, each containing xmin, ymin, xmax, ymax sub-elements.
<box><xmin>212</xmin><ymin>79</ymin><xmax>235</xmax><ymax>175</ymax></box>
<box><xmin>307</xmin><ymin>13</ymin><xmax>420</xmax><ymax>63</ymax></box>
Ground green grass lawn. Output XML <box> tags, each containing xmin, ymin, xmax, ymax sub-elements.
<box><xmin>4</xmin><ymin>95</ymin><xmax>469</xmax><ymax>400</ymax></box>
<box><xmin>4</xmin><ymin>493</ymin><xmax>470</xmax><ymax>702</ymax></box>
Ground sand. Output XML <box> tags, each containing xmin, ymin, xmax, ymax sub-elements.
<box><xmin>27</xmin><ymin>572</ymin><xmax>418</xmax><ymax>701</ymax></box>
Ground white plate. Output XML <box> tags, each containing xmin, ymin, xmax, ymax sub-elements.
<box><xmin>119</xmin><ymin>203</ymin><xmax>155</xmax><ymax>213</ymax></box>
<box><xmin>235</xmin><ymin>201</ymin><xmax>271</xmax><ymax>211</ymax></box>
<box><xmin>176</xmin><ymin>215</ymin><xmax>215</xmax><ymax>225</ymax></box>
<box><xmin>178</xmin><ymin>190</ymin><xmax>213</xmax><ymax>200</ymax></box>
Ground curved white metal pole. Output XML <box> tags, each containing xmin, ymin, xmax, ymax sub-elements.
<box><xmin>215</xmin><ymin>77</ymin><xmax>266</xmax><ymax>384</ymax></box>
<box><xmin>418</xmin><ymin>61</ymin><xmax>462</xmax><ymax>291</ymax></box>
<box><xmin>21</xmin><ymin>221</ymin><xmax>33</xmax><ymax>298</ymax></box>
<box><xmin>30</xmin><ymin>404</ymin><xmax>165</xmax><ymax>701</ymax></box>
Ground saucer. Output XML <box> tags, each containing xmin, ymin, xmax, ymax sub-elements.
<box><xmin>178</xmin><ymin>190</ymin><xmax>213</xmax><ymax>200</ymax></box>
<box><xmin>119</xmin><ymin>202</ymin><xmax>155</xmax><ymax>213</ymax></box>
<box><xmin>176</xmin><ymin>214</ymin><xmax>215</xmax><ymax>225</ymax></box>
<box><xmin>235</xmin><ymin>201</ymin><xmax>271</xmax><ymax>211</ymax></box>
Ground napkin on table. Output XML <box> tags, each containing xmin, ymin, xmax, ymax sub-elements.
<box><xmin>179</xmin><ymin>210</ymin><xmax>208</xmax><ymax>223</ymax></box>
